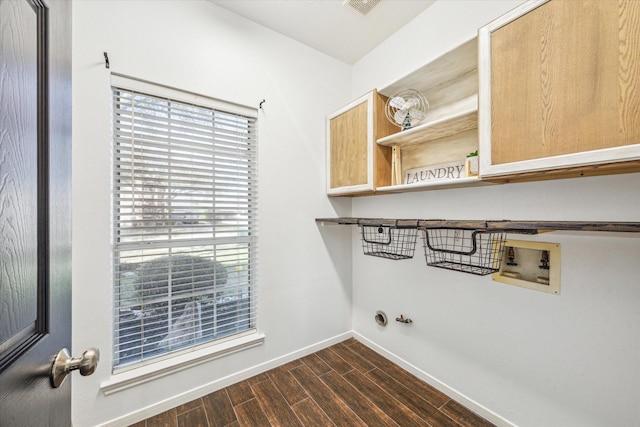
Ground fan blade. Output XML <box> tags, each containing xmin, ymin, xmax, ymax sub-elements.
<box><xmin>409</xmin><ymin>109</ymin><xmax>426</xmax><ymax>121</ymax></box>
<box><xmin>404</xmin><ymin>96</ymin><xmax>419</xmax><ymax>108</ymax></box>
<box><xmin>389</xmin><ymin>97</ymin><xmax>407</xmax><ymax>109</ymax></box>
<box><xmin>394</xmin><ymin>109</ymin><xmax>408</xmax><ymax>124</ymax></box>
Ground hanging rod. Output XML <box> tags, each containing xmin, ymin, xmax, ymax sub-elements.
<box><xmin>315</xmin><ymin>217</ymin><xmax>640</xmax><ymax>233</ymax></box>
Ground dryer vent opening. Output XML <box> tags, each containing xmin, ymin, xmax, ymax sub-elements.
<box><xmin>375</xmin><ymin>310</ymin><xmax>388</xmax><ymax>326</ymax></box>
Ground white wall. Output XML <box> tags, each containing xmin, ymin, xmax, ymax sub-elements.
<box><xmin>350</xmin><ymin>1</ymin><xmax>640</xmax><ymax>426</ymax></box>
<box><xmin>72</xmin><ymin>1</ymin><xmax>353</xmax><ymax>425</ymax></box>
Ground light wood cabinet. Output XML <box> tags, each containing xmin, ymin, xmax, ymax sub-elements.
<box><xmin>479</xmin><ymin>0</ymin><xmax>640</xmax><ymax>179</ymax></box>
<box><xmin>326</xmin><ymin>90</ymin><xmax>397</xmax><ymax>195</ymax></box>
<box><xmin>326</xmin><ymin>38</ymin><xmax>491</xmax><ymax>196</ymax></box>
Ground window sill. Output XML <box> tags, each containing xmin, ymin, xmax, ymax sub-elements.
<box><xmin>100</xmin><ymin>331</ymin><xmax>265</xmax><ymax>395</ymax></box>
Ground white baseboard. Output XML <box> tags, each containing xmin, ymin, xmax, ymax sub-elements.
<box><xmin>352</xmin><ymin>332</ymin><xmax>517</xmax><ymax>427</ymax></box>
<box><xmin>99</xmin><ymin>331</ymin><xmax>353</xmax><ymax>427</ymax></box>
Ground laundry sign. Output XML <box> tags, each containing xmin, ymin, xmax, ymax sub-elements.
<box><xmin>404</xmin><ymin>160</ymin><xmax>466</xmax><ymax>185</ymax></box>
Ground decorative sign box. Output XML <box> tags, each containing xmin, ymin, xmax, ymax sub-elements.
<box><xmin>404</xmin><ymin>160</ymin><xmax>466</xmax><ymax>185</ymax></box>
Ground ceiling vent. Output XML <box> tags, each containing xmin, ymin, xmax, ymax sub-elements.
<box><xmin>344</xmin><ymin>0</ymin><xmax>381</xmax><ymax>15</ymax></box>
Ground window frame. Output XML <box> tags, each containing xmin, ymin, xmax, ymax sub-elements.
<box><xmin>110</xmin><ymin>75</ymin><xmax>259</xmax><ymax>371</ymax></box>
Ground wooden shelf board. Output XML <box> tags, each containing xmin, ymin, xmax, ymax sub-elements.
<box><xmin>377</xmin><ymin>96</ymin><xmax>477</xmax><ymax>148</ymax></box>
<box><xmin>315</xmin><ymin>217</ymin><xmax>640</xmax><ymax>233</ymax></box>
<box><xmin>375</xmin><ymin>176</ymin><xmax>489</xmax><ymax>193</ymax></box>
<box><xmin>487</xmin><ymin>221</ymin><xmax>640</xmax><ymax>233</ymax></box>
<box><xmin>378</xmin><ymin>38</ymin><xmax>478</xmax><ymax>97</ymax></box>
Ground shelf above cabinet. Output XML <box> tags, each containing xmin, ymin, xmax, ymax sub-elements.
<box><xmin>377</xmin><ymin>95</ymin><xmax>477</xmax><ymax>148</ymax></box>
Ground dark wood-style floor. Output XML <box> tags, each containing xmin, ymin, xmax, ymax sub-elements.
<box><xmin>130</xmin><ymin>338</ymin><xmax>495</xmax><ymax>427</ymax></box>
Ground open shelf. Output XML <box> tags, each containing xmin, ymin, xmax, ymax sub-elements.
<box><xmin>377</xmin><ymin>96</ymin><xmax>477</xmax><ymax>149</ymax></box>
<box><xmin>315</xmin><ymin>217</ymin><xmax>640</xmax><ymax>233</ymax></box>
<box><xmin>317</xmin><ymin>217</ymin><xmax>640</xmax><ymax>277</ymax></box>
<box><xmin>376</xmin><ymin>37</ymin><xmax>479</xmax><ymax>193</ymax></box>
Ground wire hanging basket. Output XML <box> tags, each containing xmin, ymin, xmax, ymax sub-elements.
<box><xmin>421</xmin><ymin>228</ymin><xmax>508</xmax><ymax>275</ymax></box>
<box><xmin>360</xmin><ymin>225</ymin><xmax>419</xmax><ymax>260</ymax></box>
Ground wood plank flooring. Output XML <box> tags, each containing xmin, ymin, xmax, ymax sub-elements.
<box><xmin>130</xmin><ymin>338</ymin><xmax>495</xmax><ymax>427</ymax></box>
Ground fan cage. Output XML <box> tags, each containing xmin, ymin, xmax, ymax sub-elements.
<box><xmin>360</xmin><ymin>225</ymin><xmax>419</xmax><ymax>260</ymax></box>
<box><xmin>344</xmin><ymin>0</ymin><xmax>381</xmax><ymax>15</ymax></box>
<box><xmin>384</xmin><ymin>89</ymin><xmax>429</xmax><ymax>131</ymax></box>
<box><xmin>422</xmin><ymin>228</ymin><xmax>508</xmax><ymax>275</ymax></box>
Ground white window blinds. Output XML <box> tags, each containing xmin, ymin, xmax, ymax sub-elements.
<box><xmin>112</xmin><ymin>78</ymin><xmax>258</xmax><ymax>369</ymax></box>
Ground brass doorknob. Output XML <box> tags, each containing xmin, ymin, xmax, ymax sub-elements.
<box><xmin>50</xmin><ymin>347</ymin><xmax>100</xmax><ymax>388</ymax></box>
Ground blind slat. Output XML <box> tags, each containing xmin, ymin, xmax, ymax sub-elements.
<box><xmin>113</xmin><ymin>112</ymin><xmax>258</xmax><ymax>140</ymax></box>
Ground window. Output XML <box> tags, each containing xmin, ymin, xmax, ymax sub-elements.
<box><xmin>111</xmin><ymin>76</ymin><xmax>258</xmax><ymax>369</ymax></box>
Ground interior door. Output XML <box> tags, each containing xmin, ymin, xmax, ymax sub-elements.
<box><xmin>0</xmin><ymin>0</ymin><xmax>73</xmax><ymax>425</ymax></box>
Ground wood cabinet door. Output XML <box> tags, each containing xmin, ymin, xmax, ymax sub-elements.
<box><xmin>328</xmin><ymin>94</ymin><xmax>372</xmax><ymax>193</ymax></box>
<box><xmin>479</xmin><ymin>0</ymin><xmax>640</xmax><ymax>178</ymax></box>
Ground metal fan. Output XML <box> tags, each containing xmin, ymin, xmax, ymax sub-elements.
<box><xmin>385</xmin><ymin>89</ymin><xmax>429</xmax><ymax>131</ymax></box>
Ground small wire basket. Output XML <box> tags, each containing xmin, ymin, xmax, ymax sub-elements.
<box><xmin>422</xmin><ymin>228</ymin><xmax>507</xmax><ymax>275</ymax></box>
<box><xmin>360</xmin><ymin>225</ymin><xmax>419</xmax><ymax>260</ymax></box>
